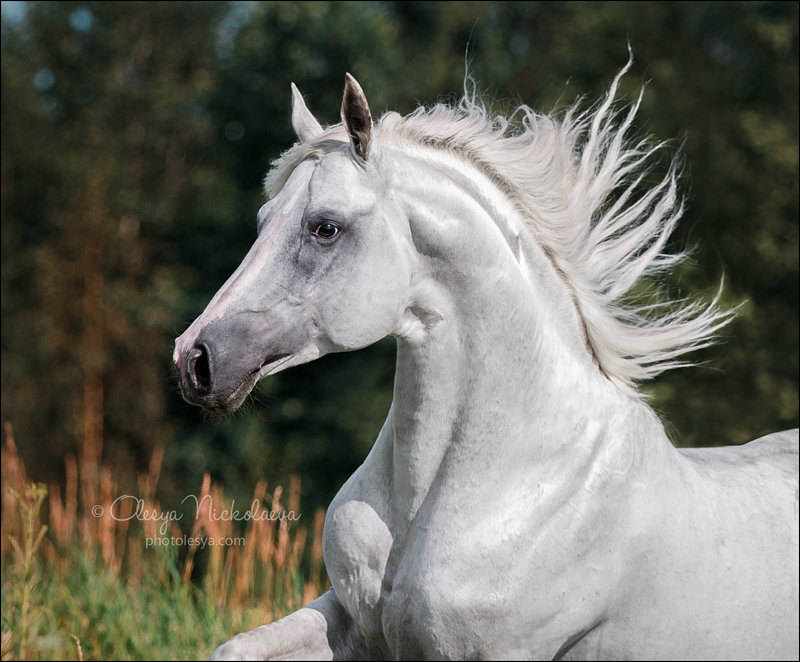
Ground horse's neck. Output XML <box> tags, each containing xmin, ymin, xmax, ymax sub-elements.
<box><xmin>385</xmin><ymin>149</ymin><xmax>673</xmax><ymax>524</ymax></box>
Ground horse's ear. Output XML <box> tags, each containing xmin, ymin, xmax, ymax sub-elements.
<box><xmin>341</xmin><ymin>73</ymin><xmax>372</xmax><ymax>161</ymax></box>
<box><xmin>291</xmin><ymin>82</ymin><xmax>323</xmax><ymax>143</ymax></box>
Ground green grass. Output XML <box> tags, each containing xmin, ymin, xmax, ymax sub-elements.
<box><xmin>3</xmin><ymin>536</ymin><xmax>277</xmax><ymax>660</ymax></box>
<box><xmin>1</xmin><ymin>435</ymin><xmax>327</xmax><ymax>661</ymax></box>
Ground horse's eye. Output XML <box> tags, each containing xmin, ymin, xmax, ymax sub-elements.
<box><xmin>314</xmin><ymin>222</ymin><xmax>340</xmax><ymax>239</ymax></box>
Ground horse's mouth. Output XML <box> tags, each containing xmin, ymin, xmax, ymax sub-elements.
<box><xmin>254</xmin><ymin>353</ymin><xmax>292</xmax><ymax>380</ymax></box>
<box><xmin>209</xmin><ymin>353</ymin><xmax>292</xmax><ymax>415</ymax></box>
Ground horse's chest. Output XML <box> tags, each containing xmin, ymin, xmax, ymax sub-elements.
<box><xmin>380</xmin><ymin>542</ymin><xmax>492</xmax><ymax>658</ymax></box>
<box><xmin>324</xmin><ymin>495</ymin><xmax>521</xmax><ymax>658</ymax></box>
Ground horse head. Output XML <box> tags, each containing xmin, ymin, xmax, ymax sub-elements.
<box><xmin>174</xmin><ymin>75</ymin><xmax>414</xmax><ymax>414</ymax></box>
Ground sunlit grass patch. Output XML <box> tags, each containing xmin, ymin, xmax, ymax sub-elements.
<box><xmin>1</xmin><ymin>423</ymin><xmax>327</xmax><ymax>661</ymax></box>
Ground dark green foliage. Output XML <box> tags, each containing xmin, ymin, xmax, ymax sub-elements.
<box><xmin>2</xmin><ymin>2</ymin><xmax>797</xmax><ymax>516</ymax></box>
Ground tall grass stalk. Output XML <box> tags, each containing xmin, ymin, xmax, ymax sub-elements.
<box><xmin>4</xmin><ymin>481</ymin><xmax>48</xmax><ymax>660</ymax></box>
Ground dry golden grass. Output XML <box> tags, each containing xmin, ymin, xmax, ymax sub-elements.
<box><xmin>1</xmin><ymin>421</ymin><xmax>328</xmax><ymax>660</ymax></box>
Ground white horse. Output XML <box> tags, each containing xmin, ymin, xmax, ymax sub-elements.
<box><xmin>174</xmin><ymin>64</ymin><xmax>799</xmax><ymax>660</ymax></box>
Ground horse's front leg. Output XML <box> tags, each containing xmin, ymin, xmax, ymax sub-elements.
<box><xmin>210</xmin><ymin>589</ymin><xmax>362</xmax><ymax>661</ymax></box>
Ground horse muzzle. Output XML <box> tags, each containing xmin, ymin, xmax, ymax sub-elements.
<box><xmin>174</xmin><ymin>312</ymin><xmax>308</xmax><ymax>415</ymax></box>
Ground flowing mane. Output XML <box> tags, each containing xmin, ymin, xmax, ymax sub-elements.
<box><xmin>265</xmin><ymin>63</ymin><xmax>735</xmax><ymax>397</ymax></box>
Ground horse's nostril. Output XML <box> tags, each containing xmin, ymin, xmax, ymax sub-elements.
<box><xmin>190</xmin><ymin>344</ymin><xmax>211</xmax><ymax>392</ymax></box>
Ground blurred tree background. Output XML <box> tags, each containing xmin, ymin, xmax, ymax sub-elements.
<box><xmin>2</xmin><ymin>1</ymin><xmax>797</xmax><ymax>518</ymax></box>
